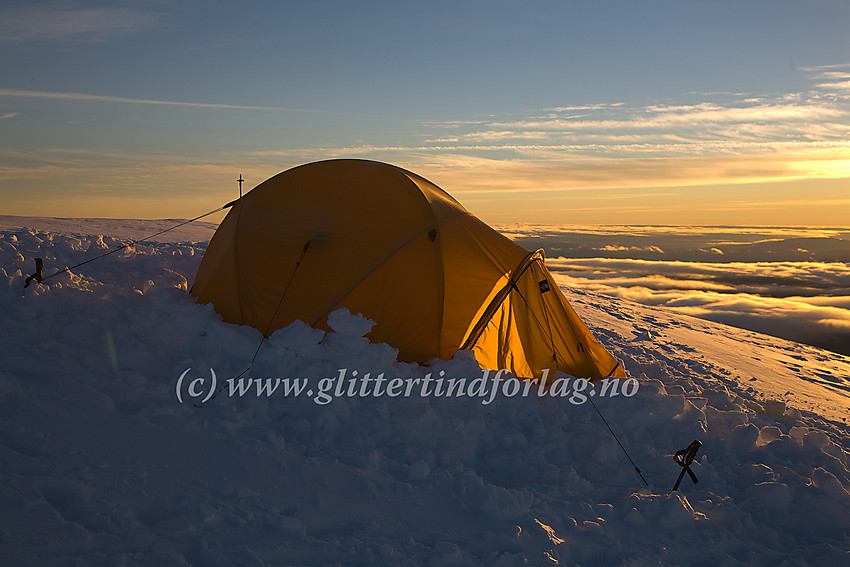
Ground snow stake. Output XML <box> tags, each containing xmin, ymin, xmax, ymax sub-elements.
<box><xmin>24</xmin><ymin>258</ymin><xmax>44</xmax><ymax>287</ymax></box>
<box><xmin>671</xmin><ymin>440</ymin><xmax>701</xmax><ymax>492</ymax></box>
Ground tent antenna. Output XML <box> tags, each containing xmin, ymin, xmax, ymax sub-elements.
<box><xmin>237</xmin><ymin>174</ymin><xmax>244</xmax><ymax>198</ymax></box>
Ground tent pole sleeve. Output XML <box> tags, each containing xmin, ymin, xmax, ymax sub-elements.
<box><xmin>459</xmin><ymin>249</ymin><xmax>542</xmax><ymax>351</ymax></box>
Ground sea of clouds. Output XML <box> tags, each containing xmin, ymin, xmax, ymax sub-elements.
<box><xmin>498</xmin><ymin>225</ymin><xmax>850</xmax><ymax>356</ymax></box>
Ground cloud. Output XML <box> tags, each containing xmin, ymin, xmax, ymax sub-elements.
<box><xmin>557</xmin><ymin>273</ymin><xmax>850</xmax><ymax>355</ymax></box>
<box><xmin>544</xmin><ymin>103</ymin><xmax>626</xmax><ymax>112</ymax></box>
<box><xmin>226</xmin><ymin>139</ymin><xmax>850</xmax><ymax>201</ymax></box>
<box><xmin>485</xmin><ymin>102</ymin><xmax>843</xmax><ymax>134</ymax></box>
<box><xmin>596</xmin><ymin>245</ymin><xmax>664</xmax><ymax>253</ymax></box>
<box><xmin>802</xmin><ymin>63</ymin><xmax>850</xmax><ymax>94</ymax></box>
<box><xmin>548</xmin><ymin>258</ymin><xmax>850</xmax><ymax>293</ymax></box>
<box><xmin>544</xmin><ymin>254</ymin><xmax>850</xmax><ymax>355</ymax></box>
<box><xmin>0</xmin><ymin>4</ymin><xmax>155</xmax><ymax>43</ymax></box>
<box><xmin>496</xmin><ymin>225</ymin><xmax>850</xmax><ymax>241</ymax></box>
<box><xmin>498</xmin><ymin>224</ymin><xmax>830</xmax><ymax>237</ymax></box>
<box><xmin>0</xmin><ymin>112</ymin><xmax>18</xmax><ymax>119</ymax></box>
<box><xmin>426</xmin><ymin>100</ymin><xmax>849</xmax><ymax>155</ymax></box>
<box><xmin>0</xmin><ymin>88</ymin><xmax>320</xmax><ymax>112</ymax></box>
<box><xmin>409</xmin><ymin>66</ymin><xmax>850</xmax><ymax>181</ymax></box>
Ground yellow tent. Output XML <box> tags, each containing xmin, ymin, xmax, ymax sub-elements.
<box><xmin>191</xmin><ymin>159</ymin><xmax>624</xmax><ymax>381</ymax></box>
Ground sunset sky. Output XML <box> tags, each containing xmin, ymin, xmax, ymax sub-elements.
<box><xmin>2</xmin><ymin>1</ymin><xmax>849</xmax><ymax>225</ymax></box>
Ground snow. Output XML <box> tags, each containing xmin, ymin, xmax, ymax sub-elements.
<box><xmin>2</xmin><ymin>218</ymin><xmax>849</xmax><ymax>566</ymax></box>
<box><xmin>0</xmin><ymin>214</ymin><xmax>219</xmax><ymax>244</ymax></box>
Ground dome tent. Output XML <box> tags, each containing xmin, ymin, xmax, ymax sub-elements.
<box><xmin>191</xmin><ymin>159</ymin><xmax>624</xmax><ymax>381</ymax></box>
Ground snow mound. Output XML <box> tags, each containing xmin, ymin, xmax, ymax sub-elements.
<box><xmin>1</xmin><ymin>223</ymin><xmax>849</xmax><ymax>566</ymax></box>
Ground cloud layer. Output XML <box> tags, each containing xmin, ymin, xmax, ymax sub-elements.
<box><xmin>554</xmin><ymin>270</ymin><xmax>850</xmax><ymax>357</ymax></box>
<box><xmin>510</xmin><ymin>227</ymin><xmax>850</xmax><ymax>356</ymax></box>
<box><xmin>420</xmin><ymin>64</ymin><xmax>850</xmax><ymax>157</ymax></box>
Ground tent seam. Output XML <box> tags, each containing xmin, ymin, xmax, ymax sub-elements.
<box><xmin>402</xmin><ymin>171</ymin><xmax>453</xmax><ymax>359</ymax></box>
<box><xmin>276</xmin><ymin>161</ymin><xmax>366</xmax><ymax>331</ymax></box>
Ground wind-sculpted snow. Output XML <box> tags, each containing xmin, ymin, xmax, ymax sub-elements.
<box><xmin>1</xmin><ymin>222</ymin><xmax>849</xmax><ymax>566</ymax></box>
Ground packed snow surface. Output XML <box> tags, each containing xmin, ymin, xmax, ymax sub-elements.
<box><xmin>1</xmin><ymin>218</ymin><xmax>849</xmax><ymax>566</ymax></box>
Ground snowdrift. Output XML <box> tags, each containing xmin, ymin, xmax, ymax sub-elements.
<box><xmin>1</xmin><ymin>220</ymin><xmax>849</xmax><ymax>566</ymax></box>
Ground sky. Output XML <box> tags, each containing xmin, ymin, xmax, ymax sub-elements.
<box><xmin>1</xmin><ymin>0</ymin><xmax>850</xmax><ymax>225</ymax></box>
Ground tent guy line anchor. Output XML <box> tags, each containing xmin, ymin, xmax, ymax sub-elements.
<box><xmin>24</xmin><ymin>258</ymin><xmax>43</xmax><ymax>287</ymax></box>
